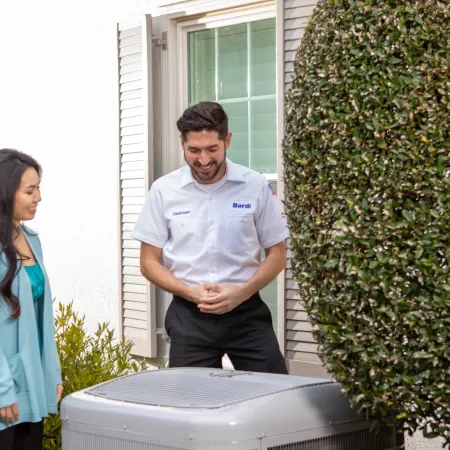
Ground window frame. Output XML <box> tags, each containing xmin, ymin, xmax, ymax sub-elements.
<box><xmin>176</xmin><ymin>7</ymin><xmax>277</xmax><ymax>184</ymax></box>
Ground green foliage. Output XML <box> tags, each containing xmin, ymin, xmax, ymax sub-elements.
<box><xmin>283</xmin><ymin>0</ymin><xmax>449</xmax><ymax>444</ymax></box>
<box><xmin>43</xmin><ymin>302</ymin><xmax>147</xmax><ymax>450</ymax></box>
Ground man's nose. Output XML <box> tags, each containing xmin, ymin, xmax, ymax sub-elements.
<box><xmin>199</xmin><ymin>152</ymin><xmax>210</xmax><ymax>166</ymax></box>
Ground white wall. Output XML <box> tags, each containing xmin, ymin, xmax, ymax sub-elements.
<box><xmin>0</xmin><ymin>0</ymin><xmax>155</xmax><ymax>333</ymax></box>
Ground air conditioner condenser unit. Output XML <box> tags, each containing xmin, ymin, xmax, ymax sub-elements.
<box><xmin>61</xmin><ymin>368</ymin><xmax>398</xmax><ymax>450</ymax></box>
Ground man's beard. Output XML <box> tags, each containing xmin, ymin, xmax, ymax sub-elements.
<box><xmin>187</xmin><ymin>156</ymin><xmax>226</xmax><ymax>183</ymax></box>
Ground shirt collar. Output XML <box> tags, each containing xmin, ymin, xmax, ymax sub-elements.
<box><xmin>225</xmin><ymin>158</ymin><xmax>246</xmax><ymax>183</ymax></box>
<box><xmin>179</xmin><ymin>164</ymin><xmax>196</xmax><ymax>188</ymax></box>
<box><xmin>179</xmin><ymin>158</ymin><xmax>246</xmax><ymax>188</ymax></box>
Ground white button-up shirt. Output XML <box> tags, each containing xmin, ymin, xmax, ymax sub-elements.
<box><xmin>132</xmin><ymin>159</ymin><xmax>289</xmax><ymax>286</ymax></box>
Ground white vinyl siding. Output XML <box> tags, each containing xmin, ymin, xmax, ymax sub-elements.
<box><xmin>282</xmin><ymin>0</ymin><xmax>328</xmax><ymax>378</ymax></box>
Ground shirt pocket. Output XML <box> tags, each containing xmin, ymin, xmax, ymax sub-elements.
<box><xmin>226</xmin><ymin>214</ymin><xmax>258</xmax><ymax>253</ymax></box>
<box><xmin>169</xmin><ymin>216</ymin><xmax>202</xmax><ymax>249</ymax></box>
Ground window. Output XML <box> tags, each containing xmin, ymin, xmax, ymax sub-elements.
<box><xmin>188</xmin><ymin>18</ymin><xmax>277</xmax><ymax>175</ymax></box>
<box><xmin>187</xmin><ymin>18</ymin><xmax>279</xmax><ymax>330</ymax></box>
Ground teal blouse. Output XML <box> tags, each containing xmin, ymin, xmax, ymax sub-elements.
<box><xmin>24</xmin><ymin>264</ymin><xmax>45</xmax><ymax>351</ymax></box>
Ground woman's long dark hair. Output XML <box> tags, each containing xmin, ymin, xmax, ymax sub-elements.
<box><xmin>0</xmin><ymin>149</ymin><xmax>42</xmax><ymax>318</ymax></box>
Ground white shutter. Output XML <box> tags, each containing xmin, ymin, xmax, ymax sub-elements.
<box><xmin>117</xmin><ymin>16</ymin><xmax>156</xmax><ymax>357</ymax></box>
<box><xmin>281</xmin><ymin>0</ymin><xmax>329</xmax><ymax>378</ymax></box>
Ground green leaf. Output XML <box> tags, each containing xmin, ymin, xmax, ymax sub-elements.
<box><xmin>324</xmin><ymin>259</ymin><xmax>339</xmax><ymax>268</ymax></box>
<box><xmin>401</xmin><ymin>210</ymin><xmax>414</xmax><ymax>222</ymax></box>
<box><xmin>413</xmin><ymin>351</ymin><xmax>434</xmax><ymax>359</ymax></box>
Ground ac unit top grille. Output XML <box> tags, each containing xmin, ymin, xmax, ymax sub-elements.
<box><xmin>85</xmin><ymin>368</ymin><xmax>333</xmax><ymax>409</ymax></box>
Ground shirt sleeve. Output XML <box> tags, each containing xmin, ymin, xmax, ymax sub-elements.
<box><xmin>255</xmin><ymin>179</ymin><xmax>290</xmax><ymax>249</ymax></box>
<box><xmin>131</xmin><ymin>184</ymin><xmax>168</xmax><ymax>248</ymax></box>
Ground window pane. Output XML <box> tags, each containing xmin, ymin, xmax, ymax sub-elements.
<box><xmin>260</xmin><ymin>181</ymin><xmax>278</xmax><ymax>334</ymax></box>
<box><xmin>218</xmin><ymin>24</ymin><xmax>248</xmax><ymax>100</ymax></box>
<box><xmin>250</xmin><ymin>19</ymin><xmax>276</xmax><ymax>96</ymax></box>
<box><xmin>250</xmin><ymin>98</ymin><xmax>277</xmax><ymax>173</ymax></box>
<box><xmin>223</xmin><ymin>102</ymin><xmax>249</xmax><ymax>167</ymax></box>
<box><xmin>188</xmin><ymin>29</ymin><xmax>216</xmax><ymax>104</ymax></box>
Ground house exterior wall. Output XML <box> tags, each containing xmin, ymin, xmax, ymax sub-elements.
<box><xmin>0</xmin><ymin>0</ymin><xmax>157</xmax><ymax>333</ymax></box>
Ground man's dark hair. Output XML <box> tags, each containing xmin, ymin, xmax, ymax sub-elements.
<box><xmin>177</xmin><ymin>101</ymin><xmax>228</xmax><ymax>141</ymax></box>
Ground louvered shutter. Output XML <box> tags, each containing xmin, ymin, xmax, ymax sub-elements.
<box><xmin>117</xmin><ymin>16</ymin><xmax>156</xmax><ymax>357</ymax></box>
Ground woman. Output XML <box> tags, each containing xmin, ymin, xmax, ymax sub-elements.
<box><xmin>0</xmin><ymin>149</ymin><xmax>63</xmax><ymax>450</ymax></box>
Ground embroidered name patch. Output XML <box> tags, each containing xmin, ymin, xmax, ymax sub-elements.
<box><xmin>229</xmin><ymin>200</ymin><xmax>254</xmax><ymax>212</ymax></box>
<box><xmin>172</xmin><ymin>209</ymin><xmax>192</xmax><ymax>217</ymax></box>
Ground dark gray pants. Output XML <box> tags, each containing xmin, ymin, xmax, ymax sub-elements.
<box><xmin>0</xmin><ymin>421</ymin><xmax>43</xmax><ymax>450</ymax></box>
<box><xmin>165</xmin><ymin>292</ymin><xmax>288</xmax><ymax>374</ymax></box>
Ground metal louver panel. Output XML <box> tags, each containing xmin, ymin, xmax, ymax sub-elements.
<box><xmin>63</xmin><ymin>431</ymin><xmax>185</xmax><ymax>450</ymax></box>
<box><xmin>268</xmin><ymin>427</ymin><xmax>397</xmax><ymax>450</ymax></box>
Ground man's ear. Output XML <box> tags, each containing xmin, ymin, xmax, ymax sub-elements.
<box><xmin>225</xmin><ymin>132</ymin><xmax>232</xmax><ymax>150</ymax></box>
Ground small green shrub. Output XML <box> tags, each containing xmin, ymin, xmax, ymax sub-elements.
<box><xmin>283</xmin><ymin>0</ymin><xmax>449</xmax><ymax>445</ymax></box>
<box><xmin>43</xmin><ymin>302</ymin><xmax>147</xmax><ymax>450</ymax></box>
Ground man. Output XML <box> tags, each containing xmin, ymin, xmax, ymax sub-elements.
<box><xmin>132</xmin><ymin>101</ymin><xmax>289</xmax><ymax>374</ymax></box>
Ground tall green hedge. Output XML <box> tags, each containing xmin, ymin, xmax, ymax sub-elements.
<box><xmin>283</xmin><ymin>0</ymin><xmax>449</xmax><ymax>444</ymax></box>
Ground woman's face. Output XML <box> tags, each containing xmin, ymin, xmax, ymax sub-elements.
<box><xmin>13</xmin><ymin>167</ymin><xmax>41</xmax><ymax>224</ymax></box>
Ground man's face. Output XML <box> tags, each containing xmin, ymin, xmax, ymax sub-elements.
<box><xmin>182</xmin><ymin>130</ymin><xmax>231</xmax><ymax>184</ymax></box>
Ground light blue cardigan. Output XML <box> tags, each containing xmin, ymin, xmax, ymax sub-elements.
<box><xmin>0</xmin><ymin>227</ymin><xmax>62</xmax><ymax>430</ymax></box>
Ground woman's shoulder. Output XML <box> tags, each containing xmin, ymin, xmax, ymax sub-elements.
<box><xmin>21</xmin><ymin>225</ymin><xmax>43</xmax><ymax>259</ymax></box>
